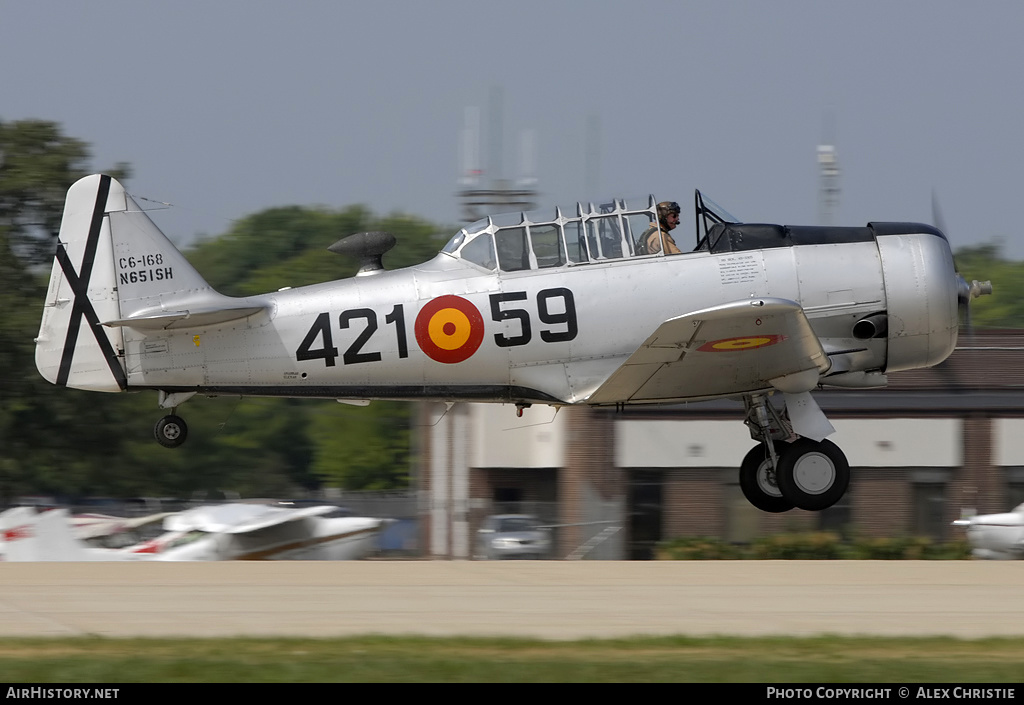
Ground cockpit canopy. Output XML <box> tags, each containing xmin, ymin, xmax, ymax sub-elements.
<box><xmin>441</xmin><ymin>196</ymin><xmax>667</xmax><ymax>272</ymax></box>
<box><xmin>440</xmin><ymin>191</ymin><xmax>753</xmax><ymax>272</ymax></box>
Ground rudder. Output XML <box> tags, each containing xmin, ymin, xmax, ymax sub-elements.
<box><xmin>0</xmin><ymin>507</ymin><xmax>91</xmax><ymax>561</ymax></box>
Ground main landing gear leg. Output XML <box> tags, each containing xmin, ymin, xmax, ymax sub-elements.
<box><xmin>738</xmin><ymin>394</ymin><xmax>850</xmax><ymax>512</ymax></box>
<box><xmin>738</xmin><ymin>394</ymin><xmax>794</xmax><ymax>512</ymax></box>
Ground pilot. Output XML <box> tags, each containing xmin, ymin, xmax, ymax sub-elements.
<box><xmin>642</xmin><ymin>201</ymin><xmax>682</xmax><ymax>255</ymax></box>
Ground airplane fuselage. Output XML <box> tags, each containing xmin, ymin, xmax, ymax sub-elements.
<box><xmin>139</xmin><ymin>516</ymin><xmax>385</xmax><ymax>561</ymax></box>
<box><xmin>958</xmin><ymin>509</ymin><xmax>1024</xmax><ymax>560</ymax></box>
<box><xmin>121</xmin><ymin>227</ymin><xmax>957</xmax><ymax>407</ymax></box>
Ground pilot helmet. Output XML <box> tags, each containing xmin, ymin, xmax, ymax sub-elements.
<box><xmin>657</xmin><ymin>201</ymin><xmax>681</xmax><ymax>225</ymax></box>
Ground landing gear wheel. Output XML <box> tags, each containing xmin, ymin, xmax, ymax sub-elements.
<box><xmin>739</xmin><ymin>443</ymin><xmax>795</xmax><ymax>513</ymax></box>
<box><xmin>154</xmin><ymin>415</ymin><xmax>188</xmax><ymax>448</ymax></box>
<box><xmin>775</xmin><ymin>438</ymin><xmax>849</xmax><ymax>511</ymax></box>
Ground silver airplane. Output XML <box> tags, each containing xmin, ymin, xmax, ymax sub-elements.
<box><xmin>0</xmin><ymin>503</ymin><xmax>386</xmax><ymax>561</ymax></box>
<box><xmin>35</xmin><ymin>175</ymin><xmax>990</xmax><ymax>514</ymax></box>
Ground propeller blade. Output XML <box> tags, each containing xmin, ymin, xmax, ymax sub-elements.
<box><xmin>934</xmin><ymin>189</ymin><xmax>992</xmax><ymax>333</ymax></box>
<box><xmin>931</xmin><ymin>189</ymin><xmax>948</xmax><ymax>236</ymax></box>
<box><xmin>932</xmin><ymin>189</ymin><xmax>960</xmax><ymax>273</ymax></box>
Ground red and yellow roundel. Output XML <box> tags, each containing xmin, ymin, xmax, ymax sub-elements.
<box><xmin>697</xmin><ymin>334</ymin><xmax>785</xmax><ymax>352</ymax></box>
<box><xmin>414</xmin><ymin>295</ymin><xmax>485</xmax><ymax>363</ymax></box>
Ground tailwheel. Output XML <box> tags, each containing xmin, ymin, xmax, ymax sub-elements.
<box><xmin>154</xmin><ymin>414</ymin><xmax>188</xmax><ymax>448</ymax></box>
<box><xmin>739</xmin><ymin>442</ymin><xmax>795</xmax><ymax>513</ymax></box>
<box><xmin>775</xmin><ymin>438</ymin><xmax>850</xmax><ymax>511</ymax></box>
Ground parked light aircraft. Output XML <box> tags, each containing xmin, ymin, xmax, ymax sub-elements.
<box><xmin>35</xmin><ymin>175</ymin><xmax>991</xmax><ymax>514</ymax></box>
<box><xmin>0</xmin><ymin>503</ymin><xmax>386</xmax><ymax>561</ymax></box>
<box><xmin>70</xmin><ymin>510</ymin><xmax>174</xmax><ymax>547</ymax></box>
<box><xmin>953</xmin><ymin>505</ymin><xmax>1024</xmax><ymax>560</ymax></box>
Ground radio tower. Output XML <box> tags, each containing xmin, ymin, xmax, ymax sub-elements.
<box><xmin>457</xmin><ymin>86</ymin><xmax>537</xmax><ymax>222</ymax></box>
<box><xmin>817</xmin><ymin>117</ymin><xmax>840</xmax><ymax>226</ymax></box>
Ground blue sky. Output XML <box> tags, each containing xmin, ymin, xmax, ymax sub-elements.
<box><xmin>3</xmin><ymin>1</ymin><xmax>1023</xmax><ymax>257</ymax></box>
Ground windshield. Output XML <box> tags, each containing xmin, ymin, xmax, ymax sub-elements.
<box><xmin>441</xmin><ymin>230</ymin><xmax>467</xmax><ymax>254</ymax></box>
<box><xmin>700</xmin><ymin>193</ymin><xmax>740</xmax><ymax>223</ymax></box>
<box><xmin>498</xmin><ymin>517</ymin><xmax>537</xmax><ymax>532</ymax></box>
<box><xmin>694</xmin><ymin>189</ymin><xmax>741</xmax><ymax>250</ymax></box>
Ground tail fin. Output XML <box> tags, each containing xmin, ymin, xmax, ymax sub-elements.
<box><xmin>0</xmin><ymin>507</ymin><xmax>93</xmax><ymax>561</ymax></box>
<box><xmin>35</xmin><ymin>175</ymin><xmax>222</xmax><ymax>392</ymax></box>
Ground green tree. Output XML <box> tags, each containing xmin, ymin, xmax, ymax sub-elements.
<box><xmin>0</xmin><ymin>120</ymin><xmax>132</xmax><ymax>502</ymax></box>
<box><xmin>307</xmin><ymin>401</ymin><xmax>411</xmax><ymax>490</ymax></box>
<box><xmin>112</xmin><ymin>396</ymin><xmax>318</xmax><ymax>499</ymax></box>
<box><xmin>0</xmin><ymin>119</ymin><xmax>129</xmax><ymax>265</ymax></box>
<box><xmin>187</xmin><ymin>205</ymin><xmax>451</xmax><ymax>294</ymax></box>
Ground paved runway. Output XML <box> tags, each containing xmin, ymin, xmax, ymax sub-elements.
<box><xmin>1</xmin><ymin>561</ymin><xmax>1022</xmax><ymax>640</ymax></box>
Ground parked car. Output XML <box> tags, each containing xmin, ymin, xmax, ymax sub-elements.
<box><xmin>477</xmin><ymin>514</ymin><xmax>550</xmax><ymax>559</ymax></box>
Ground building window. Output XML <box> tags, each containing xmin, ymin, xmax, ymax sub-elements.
<box><xmin>912</xmin><ymin>483</ymin><xmax>947</xmax><ymax>541</ymax></box>
<box><xmin>1006</xmin><ymin>468</ymin><xmax>1024</xmax><ymax>510</ymax></box>
<box><xmin>817</xmin><ymin>487</ymin><xmax>852</xmax><ymax>537</ymax></box>
<box><xmin>628</xmin><ymin>470</ymin><xmax>663</xmax><ymax>560</ymax></box>
<box><xmin>724</xmin><ymin>482</ymin><xmax>760</xmax><ymax>544</ymax></box>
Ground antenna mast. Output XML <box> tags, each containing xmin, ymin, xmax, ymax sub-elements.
<box><xmin>817</xmin><ymin>115</ymin><xmax>840</xmax><ymax>226</ymax></box>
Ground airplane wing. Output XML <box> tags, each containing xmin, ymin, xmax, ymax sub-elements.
<box><xmin>164</xmin><ymin>503</ymin><xmax>336</xmax><ymax>534</ymax></box>
<box><xmin>218</xmin><ymin>506</ymin><xmax>336</xmax><ymax>534</ymax></box>
<box><xmin>586</xmin><ymin>298</ymin><xmax>830</xmax><ymax>404</ymax></box>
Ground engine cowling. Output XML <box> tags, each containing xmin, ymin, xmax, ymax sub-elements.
<box><xmin>872</xmin><ymin>223</ymin><xmax>959</xmax><ymax>373</ymax></box>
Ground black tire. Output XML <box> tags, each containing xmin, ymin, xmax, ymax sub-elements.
<box><xmin>739</xmin><ymin>442</ymin><xmax>795</xmax><ymax>513</ymax></box>
<box><xmin>154</xmin><ymin>414</ymin><xmax>188</xmax><ymax>448</ymax></box>
<box><xmin>775</xmin><ymin>438</ymin><xmax>850</xmax><ymax>511</ymax></box>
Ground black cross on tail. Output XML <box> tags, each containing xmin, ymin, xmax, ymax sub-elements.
<box><xmin>51</xmin><ymin>174</ymin><xmax>127</xmax><ymax>390</ymax></box>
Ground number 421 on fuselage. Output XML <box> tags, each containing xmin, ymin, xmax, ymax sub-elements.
<box><xmin>35</xmin><ymin>175</ymin><xmax>990</xmax><ymax>513</ymax></box>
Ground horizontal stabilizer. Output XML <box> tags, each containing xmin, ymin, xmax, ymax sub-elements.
<box><xmin>103</xmin><ymin>304</ymin><xmax>267</xmax><ymax>330</ymax></box>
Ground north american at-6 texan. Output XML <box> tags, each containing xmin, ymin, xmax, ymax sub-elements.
<box><xmin>36</xmin><ymin>175</ymin><xmax>991</xmax><ymax>514</ymax></box>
